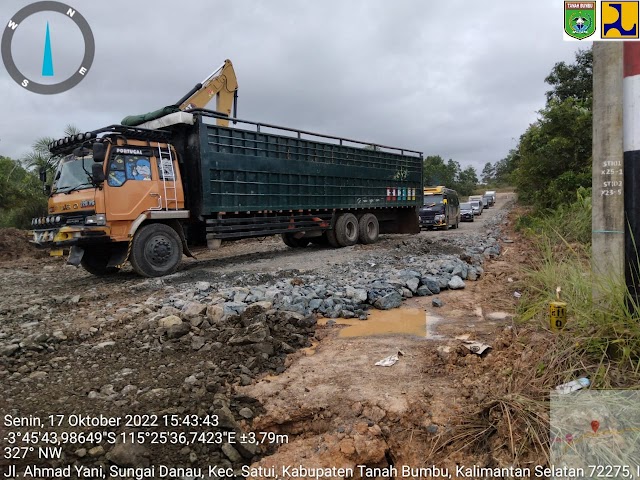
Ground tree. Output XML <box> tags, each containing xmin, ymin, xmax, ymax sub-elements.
<box><xmin>0</xmin><ymin>155</ymin><xmax>47</xmax><ymax>228</ymax></box>
<box><xmin>510</xmin><ymin>47</ymin><xmax>592</xmax><ymax>209</ymax></box>
<box><xmin>423</xmin><ymin>155</ymin><xmax>457</xmax><ymax>187</ymax></box>
<box><xmin>545</xmin><ymin>48</ymin><xmax>593</xmax><ymax>104</ymax></box>
<box><xmin>21</xmin><ymin>124</ymin><xmax>81</xmax><ymax>175</ymax></box>
<box><xmin>455</xmin><ymin>166</ymin><xmax>479</xmax><ymax>197</ymax></box>
<box><xmin>481</xmin><ymin>162</ymin><xmax>495</xmax><ymax>184</ymax></box>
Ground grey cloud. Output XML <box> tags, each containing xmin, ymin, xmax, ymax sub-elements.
<box><xmin>0</xmin><ymin>0</ymin><xmax>586</xmax><ymax>174</ymax></box>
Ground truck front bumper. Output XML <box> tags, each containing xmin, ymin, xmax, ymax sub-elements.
<box><xmin>30</xmin><ymin>226</ymin><xmax>111</xmax><ymax>248</ymax></box>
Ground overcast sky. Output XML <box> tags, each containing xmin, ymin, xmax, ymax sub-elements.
<box><xmin>0</xmin><ymin>0</ymin><xmax>586</xmax><ymax>173</ymax></box>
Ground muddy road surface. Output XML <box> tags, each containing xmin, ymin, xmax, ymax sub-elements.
<box><xmin>0</xmin><ymin>192</ymin><xmax>534</xmax><ymax>479</ymax></box>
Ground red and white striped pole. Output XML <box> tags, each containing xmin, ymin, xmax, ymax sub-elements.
<box><xmin>624</xmin><ymin>42</ymin><xmax>640</xmax><ymax>304</ymax></box>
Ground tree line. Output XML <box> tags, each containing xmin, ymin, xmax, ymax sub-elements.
<box><xmin>480</xmin><ymin>48</ymin><xmax>593</xmax><ymax>210</ymax></box>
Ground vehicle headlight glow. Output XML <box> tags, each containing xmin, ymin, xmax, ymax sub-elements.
<box><xmin>55</xmin><ymin>215</ymin><xmax>61</xmax><ymax>223</ymax></box>
<box><xmin>85</xmin><ymin>214</ymin><xmax>106</xmax><ymax>226</ymax></box>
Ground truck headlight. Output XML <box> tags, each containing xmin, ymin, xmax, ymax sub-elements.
<box><xmin>55</xmin><ymin>215</ymin><xmax>61</xmax><ymax>223</ymax></box>
<box><xmin>85</xmin><ymin>214</ymin><xmax>106</xmax><ymax>226</ymax></box>
<box><xmin>435</xmin><ymin>214</ymin><xmax>445</xmax><ymax>221</ymax></box>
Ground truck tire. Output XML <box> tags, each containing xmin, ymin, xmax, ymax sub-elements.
<box><xmin>358</xmin><ymin>213</ymin><xmax>379</xmax><ymax>244</ymax></box>
<box><xmin>80</xmin><ymin>247</ymin><xmax>119</xmax><ymax>276</ymax></box>
<box><xmin>334</xmin><ymin>213</ymin><xmax>359</xmax><ymax>247</ymax></box>
<box><xmin>130</xmin><ymin>223</ymin><xmax>182</xmax><ymax>277</ymax></box>
<box><xmin>281</xmin><ymin>233</ymin><xmax>310</xmax><ymax>248</ymax></box>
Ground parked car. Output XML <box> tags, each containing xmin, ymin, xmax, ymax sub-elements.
<box><xmin>485</xmin><ymin>190</ymin><xmax>496</xmax><ymax>203</ymax></box>
<box><xmin>460</xmin><ymin>202</ymin><xmax>474</xmax><ymax>222</ymax></box>
<box><xmin>483</xmin><ymin>195</ymin><xmax>494</xmax><ymax>207</ymax></box>
<box><xmin>470</xmin><ymin>200</ymin><xmax>482</xmax><ymax>216</ymax></box>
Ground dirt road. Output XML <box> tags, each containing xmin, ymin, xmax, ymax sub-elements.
<box><xmin>0</xmin><ymin>192</ymin><xmax>531</xmax><ymax>478</ymax></box>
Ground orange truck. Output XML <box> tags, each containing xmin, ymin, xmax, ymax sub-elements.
<box><xmin>30</xmin><ymin>62</ymin><xmax>423</xmax><ymax>277</ymax></box>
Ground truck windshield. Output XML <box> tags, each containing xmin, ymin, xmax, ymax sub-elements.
<box><xmin>424</xmin><ymin>194</ymin><xmax>443</xmax><ymax>205</ymax></box>
<box><xmin>52</xmin><ymin>154</ymin><xmax>95</xmax><ymax>193</ymax></box>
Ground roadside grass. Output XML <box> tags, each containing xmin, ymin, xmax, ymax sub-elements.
<box><xmin>434</xmin><ymin>189</ymin><xmax>640</xmax><ymax>467</ymax></box>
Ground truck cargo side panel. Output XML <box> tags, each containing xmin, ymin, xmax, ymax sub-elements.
<box><xmin>197</xmin><ymin>124</ymin><xmax>422</xmax><ymax>213</ymax></box>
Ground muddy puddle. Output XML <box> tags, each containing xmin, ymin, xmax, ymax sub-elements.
<box><xmin>320</xmin><ymin>307</ymin><xmax>444</xmax><ymax>338</ymax></box>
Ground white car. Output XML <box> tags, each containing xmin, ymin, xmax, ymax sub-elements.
<box><xmin>485</xmin><ymin>190</ymin><xmax>496</xmax><ymax>203</ymax></box>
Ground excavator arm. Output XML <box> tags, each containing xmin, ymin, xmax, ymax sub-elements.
<box><xmin>175</xmin><ymin>59</ymin><xmax>238</xmax><ymax>127</ymax></box>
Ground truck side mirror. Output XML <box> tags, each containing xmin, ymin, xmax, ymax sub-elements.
<box><xmin>92</xmin><ymin>163</ymin><xmax>105</xmax><ymax>184</ymax></box>
<box><xmin>92</xmin><ymin>142</ymin><xmax>106</xmax><ymax>163</ymax></box>
<box><xmin>39</xmin><ymin>166</ymin><xmax>47</xmax><ymax>182</ymax></box>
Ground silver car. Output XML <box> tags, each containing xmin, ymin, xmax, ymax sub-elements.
<box><xmin>470</xmin><ymin>200</ymin><xmax>482</xmax><ymax>216</ymax></box>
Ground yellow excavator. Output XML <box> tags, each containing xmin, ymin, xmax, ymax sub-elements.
<box><xmin>175</xmin><ymin>59</ymin><xmax>238</xmax><ymax>126</ymax></box>
<box><xmin>121</xmin><ymin>59</ymin><xmax>238</xmax><ymax>128</ymax></box>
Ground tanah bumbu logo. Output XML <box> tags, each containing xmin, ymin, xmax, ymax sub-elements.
<box><xmin>565</xmin><ymin>2</ymin><xmax>596</xmax><ymax>39</ymax></box>
<box><xmin>602</xmin><ymin>1</ymin><xmax>639</xmax><ymax>39</ymax></box>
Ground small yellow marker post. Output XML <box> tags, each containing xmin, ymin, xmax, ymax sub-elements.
<box><xmin>550</xmin><ymin>286</ymin><xmax>567</xmax><ymax>332</ymax></box>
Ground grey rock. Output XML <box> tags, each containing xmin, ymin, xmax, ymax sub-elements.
<box><xmin>0</xmin><ymin>344</ymin><xmax>19</xmax><ymax>356</ymax></box>
<box><xmin>448</xmin><ymin>276</ymin><xmax>466</xmax><ymax>290</ymax></box>
<box><xmin>238</xmin><ymin>407</ymin><xmax>254</xmax><ymax>419</ymax></box>
<box><xmin>166</xmin><ymin>322</ymin><xmax>191</xmax><ymax>339</ymax></box>
<box><xmin>405</xmin><ymin>277</ymin><xmax>420</xmax><ymax>293</ymax></box>
<box><xmin>195</xmin><ymin>281</ymin><xmax>211</xmax><ymax>292</ymax></box>
<box><xmin>437</xmin><ymin>276</ymin><xmax>449</xmax><ymax>290</ymax></box>
<box><xmin>432</xmin><ymin>298</ymin><xmax>444</xmax><ymax>307</ymax></box>
<box><xmin>421</xmin><ymin>277</ymin><xmax>441</xmax><ymax>294</ymax></box>
<box><xmin>416</xmin><ymin>285</ymin><xmax>433</xmax><ymax>296</ymax></box>
<box><xmin>467</xmin><ymin>267</ymin><xmax>478</xmax><ymax>281</ymax></box>
<box><xmin>228</xmin><ymin>323</ymin><xmax>270</xmax><ymax>345</ymax></box>
<box><xmin>308</xmin><ymin>298</ymin><xmax>323</xmax><ymax>311</ymax></box>
<box><xmin>183</xmin><ymin>302</ymin><xmax>207</xmax><ymax>318</ymax></box>
<box><xmin>223</xmin><ymin>302</ymin><xmax>247</xmax><ymax>316</ymax></box>
<box><xmin>191</xmin><ymin>336</ymin><xmax>206</xmax><ymax>350</ymax></box>
<box><xmin>373</xmin><ymin>291</ymin><xmax>403</xmax><ymax>310</ymax></box>
<box><xmin>221</xmin><ymin>443</ymin><xmax>243</xmax><ymax>463</ymax></box>
<box><xmin>106</xmin><ymin>442</ymin><xmax>150</xmax><ymax>467</ymax></box>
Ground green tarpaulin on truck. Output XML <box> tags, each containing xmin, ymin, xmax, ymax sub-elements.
<box><xmin>121</xmin><ymin>106</ymin><xmax>180</xmax><ymax>127</ymax></box>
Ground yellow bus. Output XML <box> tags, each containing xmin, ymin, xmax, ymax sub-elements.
<box><xmin>419</xmin><ymin>186</ymin><xmax>460</xmax><ymax>230</ymax></box>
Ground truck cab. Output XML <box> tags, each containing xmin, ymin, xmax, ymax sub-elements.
<box><xmin>31</xmin><ymin>126</ymin><xmax>190</xmax><ymax>277</ymax></box>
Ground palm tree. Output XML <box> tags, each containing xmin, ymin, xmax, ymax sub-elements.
<box><xmin>21</xmin><ymin>124</ymin><xmax>81</xmax><ymax>176</ymax></box>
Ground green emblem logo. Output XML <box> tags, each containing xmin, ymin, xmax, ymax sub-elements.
<box><xmin>565</xmin><ymin>2</ymin><xmax>596</xmax><ymax>39</ymax></box>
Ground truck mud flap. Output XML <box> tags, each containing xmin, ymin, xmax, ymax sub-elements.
<box><xmin>106</xmin><ymin>243</ymin><xmax>130</xmax><ymax>268</ymax></box>
<box><xmin>67</xmin><ymin>246</ymin><xmax>85</xmax><ymax>266</ymax></box>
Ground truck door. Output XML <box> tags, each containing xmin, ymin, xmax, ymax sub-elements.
<box><xmin>104</xmin><ymin>147</ymin><xmax>162</xmax><ymax>221</ymax></box>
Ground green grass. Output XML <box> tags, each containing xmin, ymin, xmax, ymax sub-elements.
<box><xmin>516</xmin><ymin>190</ymin><xmax>640</xmax><ymax>388</ymax></box>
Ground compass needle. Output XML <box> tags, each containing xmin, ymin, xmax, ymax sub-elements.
<box><xmin>42</xmin><ymin>21</ymin><xmax>54</xmax><ymax>77</ymax></box>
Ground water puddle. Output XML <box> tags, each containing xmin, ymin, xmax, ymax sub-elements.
<box><xmin>320</xmin><ymin>308</ymin><xmax>435</xmax><ymax>338</ymax></box>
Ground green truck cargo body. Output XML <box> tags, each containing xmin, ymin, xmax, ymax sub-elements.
<box><xmin>175</xmin><ymin>110</ymin><xmax>423</xmax><ymax>240</ymax></box>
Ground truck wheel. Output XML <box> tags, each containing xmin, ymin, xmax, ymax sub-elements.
<box><xmin>130</xmin><ymin>223</ymin><xmax>182</xmax><ymax>277</ymax></box>
<box><xmin>358</xmin><ymin>213</ymin><xmax>379</xmax><ymax>244</ymax></box>
<box><xmin>335</xmin><ymin>213</ymin><xmax>359</xmax><ymax>247</ymax></box>
<box><xmin>281</xmin><ymin>233</ymin><xmax>310</xmax><ymax>248</ymax></box>
<box><xmin>80</xmin><ymin>247</ymin><xmax>119</xmax><ymax>276</ymax></box>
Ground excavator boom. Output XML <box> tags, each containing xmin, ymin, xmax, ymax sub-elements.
<box><xmin>176</xmin><ymin>59</ymin><xmax>238</xmax><ymax>126</ymax></box>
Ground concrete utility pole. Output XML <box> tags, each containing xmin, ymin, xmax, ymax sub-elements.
<box><xmin>592</xmin><ymin>43</ymin><xmax>624</xmax><ymax>298</ymax></box>
<box><xmin>624</xmin><ymin>43</ymin><xmax>640</xmax><ymax>307</ymax></box>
